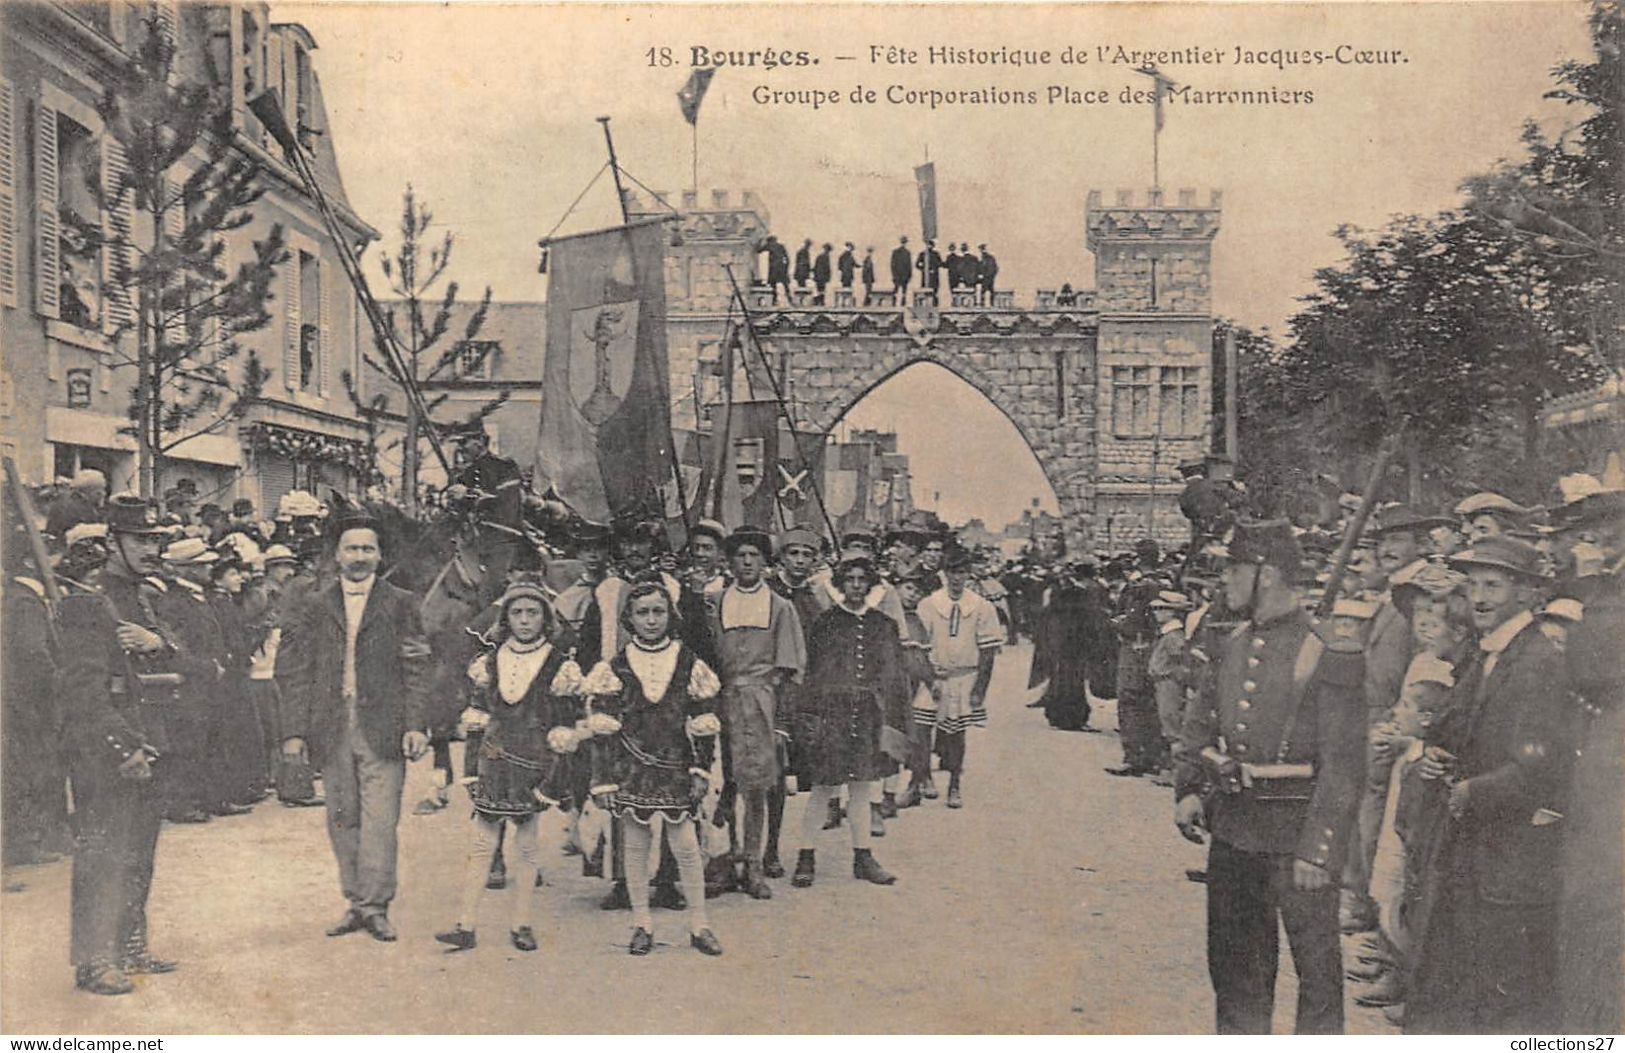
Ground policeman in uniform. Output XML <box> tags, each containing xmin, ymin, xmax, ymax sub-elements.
<box><xmin>1173</xmin><ymin>519</ymin><xmax>1365</xmax><ymax>1033</ymax></box>
<box><xmin>55</xmin><ymin>496</ymin><xmax>185</xmax><ymax>995</ymax></box>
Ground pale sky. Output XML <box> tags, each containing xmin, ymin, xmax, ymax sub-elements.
<box><xmin>289</xmin><ymin>1</ymin><xmax>1593</xmax><ymax>529</ymax></box>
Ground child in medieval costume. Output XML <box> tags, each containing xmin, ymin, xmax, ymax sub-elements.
<box><xmin>916</xmin><ymin>546</ymin><xmax>1005</xmax><ymax>808</ymax></box>
<box><xmin>584</xmin><ymin>581</ymin><xmax>724</xmax><ymax>956</ymax></box>
<box><xmin>435</xmin><ymin>578</ymin><xmax>584</xmax><ymax>953</ymax></box>
<box><xmin>710</xmin><ymin>528</ymin><xmax>805</xmax><ymax>898</ymax></box>
<box><xmin>790</xmin><ymin>551</ymin><xmax>911</xmax><ymax>888</ymax></box>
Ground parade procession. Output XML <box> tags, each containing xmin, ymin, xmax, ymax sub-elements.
<box><xmin>1</xmin><ymin>0</ymin><xmax>1623</xmax><ymax>1041</ymax></box>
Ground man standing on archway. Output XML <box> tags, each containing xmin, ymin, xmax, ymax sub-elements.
<box><xmin>890</xmin><ymin>237</ymin><xmax>913</xmax><ymax>300</ymax></box>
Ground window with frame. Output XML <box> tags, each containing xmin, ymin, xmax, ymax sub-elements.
<box><xmin>298</xmin><ymin>250</ymin><xmax>319</xmax><ymax>390</ymax></box>
<box><xmin>53</xmin><ymin>115</ymin><xmax>103</xmax><ymax>331</ymax></box>
<box><xmin>1111</xmin><ymin>366</ymin><xmax>1155</xmax><ymax>437</ymax></box>
<box><xmin>1159</xmin><ymin>366</ymin><xmax>1202</xmax><ymax>437</ymax></box>
<box><xmin>453</xmin><ymin>339</ymin><xmax>500</xmax><ymax>380</ymax></box>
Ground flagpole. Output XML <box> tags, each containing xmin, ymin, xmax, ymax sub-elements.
<box><xmin>722</xmin><ymin>262</ymin><xmax>840</xmax><ymax>548</ymax></box>
<box><xmin>691</xmin><ymin>119</ymin><xmax>699</xmax><ymax>200</ymax></box>
<box><xmin>598</xmin><ymin>115</ymin><xmax>695</xmax><ymax>537</ymax></box>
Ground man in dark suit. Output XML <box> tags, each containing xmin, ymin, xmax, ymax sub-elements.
<box><xmin>277</xmin><ymin>516</ymin><xmax>431</xmax><ymax>942</ymax></box>
<box><xmin>1174</xmin><ymin>520</ymin><xmax>1365</xmax><ymax>1034</ymax></box>
<box><xmin>793</xmin><ymin>239</ymin><xmax>813</xmax><ymax>293</ymax></box>
<box><xmin>977</xmin><ymin>244</ymin><xmax>998</xmax><ymax>305</ymax></box>
<box><xmin>943</xmin><ymin>243</ymin><xmax>962</xmax><ymax>291</ymax></box>
<box><xmin>1405</xmin><ymin>536</ymin><xmax>1576</xmax><ymax>1033</ymax></box>
<box><xmin>890</xmin><ymin>236</ymin><xmax>912</xmax><ymax>299</ymax></box>
<box><xmin>916</xmin><ymin>239</ymin><xmax>943</xmax><ymax>298</ymax></box>
<box><xmin>860</xmin><ymin>247</ymin><xmax>876</xmax><ymax>304</ymax></box>
<box><xmin>56</xmin><ymin>496</ymin><xmax>183</xmax><ymax>995</ymax></box>
<box><xmin>762</xmin><ymin>236</ymin><xmax>791</xmax><ymax>304</ymax></box>
<box><xmin>812</xmin><ymin>243</ymin><xmax>833</xmax><ymax>305</ymax></box>
<box><xmin>837</xmin><ymin>242</ymin><xmax>857</xmax><ymax>291</ymax></box>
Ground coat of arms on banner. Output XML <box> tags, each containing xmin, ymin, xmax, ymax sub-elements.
<box><xmin>734</xmin><ymin>437</ymin><xmax>766</xmax><ymax>497</ymax></box>
<box><xmin>570</xmin><ymin>301</ymin><xmax>639</xmax><ymax>427</ymax></box>
<box><xmin>777</xmin><ymin>461</ymin><xmax>811</xmax><ymax>510</ymax></box>
<box><xmin>871</xmin><ymin>478</ymin><xmax>892</xmax><ymax>510</ymax></box>
<box><xmin>824</xmin><ymin>468</ymin><xmax>858</xmax><ymax>517</ymax></box>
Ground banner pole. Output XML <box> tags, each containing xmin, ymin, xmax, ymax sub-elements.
<box><xmin>722</xmin><ymin>262</ymin><xmax>840</xmax><ymax>549</ymax></box>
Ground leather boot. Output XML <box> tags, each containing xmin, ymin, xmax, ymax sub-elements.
<box><xmin>744</xmin><ymin>861</ymin><xmax>773</xmax><ymax>900</ymax></box>
<box><xmin>791</xmin><ymin>849</ymin><xmax>816</xmax><ymax>888</ymax></box>
<box><xmin>879</xmin><ymin>792</ymin><xmax>898</xmax><ymax>819</ymax></box>
<box><xmin>870</xmin><ymin>803</ymin><xmax>886</xmax><ymax>837</ymax></box>
<box><xmin>852</xmin><ymin>848</ymin><xmax>897</xmax><ymax>885</ymax></box>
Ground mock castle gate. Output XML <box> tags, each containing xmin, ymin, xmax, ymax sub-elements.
<box><xmin>629</xmin><ymin>186</ymin><xmax>1222</xmax><ymax>551</ymax></box>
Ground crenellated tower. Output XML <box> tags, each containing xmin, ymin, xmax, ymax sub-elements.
<box><xmin>1085</xmin><ymin>188</ymin><xmax>1222</xmax><ymax>547</ymax></box>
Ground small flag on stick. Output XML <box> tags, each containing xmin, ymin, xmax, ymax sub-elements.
<box><xmin>678</xmin><ymin>68</ymin><xmax>716</xmax><ymax>125</ymax></box>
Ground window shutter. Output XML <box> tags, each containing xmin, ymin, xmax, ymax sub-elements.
<box><xmin>163</xmin><ymin>175</ymin><xmax>185</xmax><ymax>241</ymax></box>
<box><xmin>0</xmin><ymin>79</ymin><xmax>18</xmax><ymax>308</ymax></box>
<box><xmin>258</xmin><ymin>452</ymin><xmax>296</xmax><ymax>516</ymax></box>
<box><xmin>153</xmin><ymin>0</ymin><xmax>180</xmax><ymax>47</ymax></box>
<box><xmin>318</xmin><ymin>256</ymin><xmax>332</xmax><ymax>397</ymax></box>
<box><xmin>282</xmin><ymin>257</ymin><xmax>300</xmax><ymax>390</ymax></box>
<box><xmin>101</xmin><ymin>135</ymin><xmax>134</xmax><ymax>334</ymax></box>
<box><xmin>34</xmin><ymin>101</ymin><xmax>59</xmax><ymax>320</ymax></box>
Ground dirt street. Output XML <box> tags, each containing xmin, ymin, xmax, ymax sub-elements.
<box><xmin>0</xmin><ymin>643</ymin><xmax>1399</xmax><ymax>1034</ymax></box>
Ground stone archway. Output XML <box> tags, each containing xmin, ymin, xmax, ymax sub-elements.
<box><xmin>763</xmin><ymin>316</ymin><xmax>1100</xmax><ymax>550</ymax></box>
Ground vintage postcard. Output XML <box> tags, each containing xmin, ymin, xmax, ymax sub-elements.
<box><xmin>1</xmin><ymin>0</ymin><xmax>1619</xmax><ymax>1039</ymax></box>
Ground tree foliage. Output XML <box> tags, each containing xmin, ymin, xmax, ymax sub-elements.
<box><xmin>350</xmin><ymin>185</ymin><xmax>504</xmax><ymax>504</ymax></box>
<box><xmin>98</xmin><ymin>18</ymin><xmax>286</xmax><ymax>491</ymax></box>
<box><xmin>1235</xmin><ymin>0</ymin><xmax>1621</xmax><ymax>510</ymax></box>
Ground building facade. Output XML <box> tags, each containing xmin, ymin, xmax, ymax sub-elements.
<box><xmin>0</xmin><ymin>0</ymin><xmax>376</xmax><ymax>516</ymax></box>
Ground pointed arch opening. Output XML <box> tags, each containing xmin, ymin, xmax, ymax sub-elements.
<box><xmin>825</xmin><ymin>360</ymin><xmax>1062</xmax><ymax>552</ymax></box>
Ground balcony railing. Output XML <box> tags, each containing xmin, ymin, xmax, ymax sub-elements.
<box><xmin>747</xmin><ymin>285</ymin><xmax>1092</xmax><ymax>312</ymax></box>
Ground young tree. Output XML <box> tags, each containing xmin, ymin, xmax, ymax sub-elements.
<box><xmin>99</xmin><ymin>18</ymin><xmax>286</xmax><ymax>498</ymax></box>
<box><xmin>359</xmin><ymin>185</ymin><xmax>503</xmax><ymax>513</ymax></box>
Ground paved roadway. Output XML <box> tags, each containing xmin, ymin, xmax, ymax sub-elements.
<box><xmin>0</xmin><ymin>643</ymin><xmax>1398</xmax><ymax>1034</ymax></box>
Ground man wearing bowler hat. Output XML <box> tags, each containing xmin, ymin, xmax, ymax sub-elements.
<box><xmin>276</xmin><ymin>514</ymin><xmax>432</xmax><ymax>942</ymax></box>
<box><xmin>1404</xmin><ymin>534</ymin><xmax>1576</xmax><ymax>1033</ymax></box>
<box><xmin>55</xmin><ymin>496</ymin><xmax>186</xmax><ymax>994</ymax></box>
<box><xmin>1173</xmin><ymin>519</ymin><xmax>1366</xmax><ymax>1033</ymax></box>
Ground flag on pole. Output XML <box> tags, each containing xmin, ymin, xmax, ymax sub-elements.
<box><xmin>716</xmin><ymin>400</ymin><xmax>780</xmax><ymax>530</ymax></box>
<box><xmin>914</xmin><ymin>162</ymin><xmax>938</xmax><ymax>242</ymax></box>
<box><xmin>1138</xmin><ymin>64</ymin><xmax>1177</xmax><ymax>132</ymax></box>
<box><xmin>536</xmin><ymin>218</ymin><xmax>674</xmax><ymax>524</ymax></box>
<box><xmin>678</xmin><ymin>68</ymin><xmax>716</xmax><ymax>125</ymax></box>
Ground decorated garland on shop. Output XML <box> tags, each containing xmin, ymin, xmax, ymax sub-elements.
<box><xmin>243</xmin><ymin>422</ymin><xmax>370</xmax><ymax>473</ymax></box>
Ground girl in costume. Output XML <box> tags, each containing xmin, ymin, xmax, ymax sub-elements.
<box><xmin>435</xmin><ymin>577</ymin><xmax>584</xmax><ymax>953</ymax></box>
<box><xmin>583</xmin><ymin>580</ymin><xmax>724</xmax><ymax>956</ymax></box>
